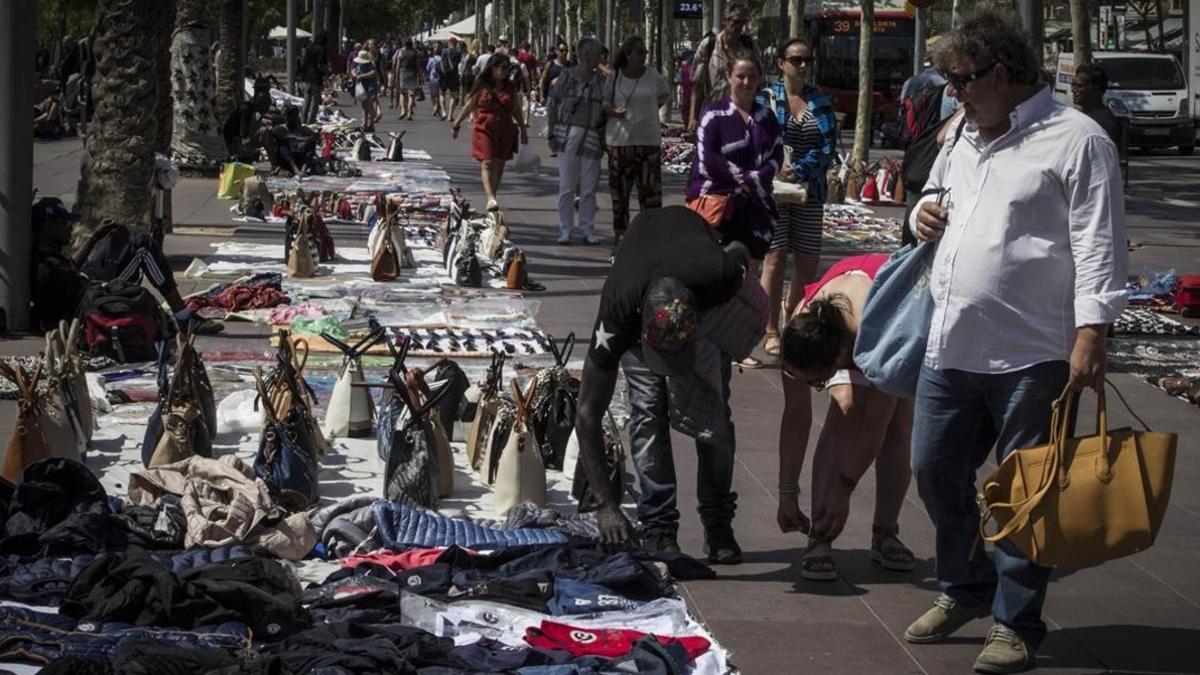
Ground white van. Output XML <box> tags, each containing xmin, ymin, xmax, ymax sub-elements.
<box><xmin>1054</xmin><ymin>51</ymin><xmax>1195</xmax><ymax>155</ymax></box>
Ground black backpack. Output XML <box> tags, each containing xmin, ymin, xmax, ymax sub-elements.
<box><xmin>78</xmin><ymin>279</ymin><xmax>171</xmax><ymax>363</ymax></box>
<box><xmin>900</xmin><ymin>80</ymin><xmax>949</xmax><ymax>194</ymax></box>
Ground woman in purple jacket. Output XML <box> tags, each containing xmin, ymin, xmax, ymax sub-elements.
<box><xmin>686</xmin><ymin>51</ymin><xmax>783</xmax><ymax>265</ymax></box>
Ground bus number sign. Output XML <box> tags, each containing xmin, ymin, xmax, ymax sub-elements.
<box><xmin>831</xmin><ymin>18</ymin><xmax>904</xmax><ymax>35</ymax></box>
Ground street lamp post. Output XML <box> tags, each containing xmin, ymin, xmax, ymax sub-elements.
<box><xmin>0</xmin><ymin>0</ymin><xmax>35</xmax><ymax>332</ymax></box>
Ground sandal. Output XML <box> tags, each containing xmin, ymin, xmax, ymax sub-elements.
<box><xmin>870</xmin><ymin>524</ymin><xmax>915</xmax><ymax>571</ymax></box>
<box><xmin>801</xmin><ymin>541</ymin><xmax>838</xmax><ymax>581</ymax></box>
<box><xmin>734</xmin><ymin>356</ymin><xmax>763</xmax><ymax>369</ymax></box>
<box><xmin>763</xmin><ymin>333</ymin><xmax>781</xmax><ymax>357</ymax></box>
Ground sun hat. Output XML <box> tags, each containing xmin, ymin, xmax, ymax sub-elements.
<box><xmin>354</xmin><ymin>50</ymin><xmax>373</xmax><ymax>64</ymax></box>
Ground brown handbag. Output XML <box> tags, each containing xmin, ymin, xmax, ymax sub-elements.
<box><xmin>980</xmin><ymin>385</ymin><xmax>1177</xmax><ymax>568</ymax></box>
<box><xmin>1</xmin><ymin>363</ymin><xmax>53</xmax><ymax>485</ymax></box>
<box><xmin>267</xmin><ymin>333</ymin><xmax>330</xmax><ymax>456</ymax></box>
<box><xmin>147</xmin><ymin>333</ymin><xmax>214</xmax><ymax>467</ymax></box>
<box><xmin>506</xmin><ymin>250</ymin><xmax>527</xmax><ymax>290</ymax></box>
<box><xmin>370</xmin><ymin>202</ymin><xmax>402</xmax><ymax>281</ymax></box>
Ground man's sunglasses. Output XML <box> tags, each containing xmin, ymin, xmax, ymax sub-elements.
<box><xmin>784</xmin><ymin>56</ymin><xmax>814</xmax><ymax>66</ymax></box>
<box><xmin>943</xmin><ymin>61</ymin><xmax>997</xmax><ymax>89</ymax></box>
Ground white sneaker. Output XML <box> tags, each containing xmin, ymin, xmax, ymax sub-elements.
<box><xmin>556</xmin><ymin>235</ymin><xmax>571</xmax><ymax>245</ymax></box>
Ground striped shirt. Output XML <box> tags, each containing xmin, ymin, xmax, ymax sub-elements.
<box><xmin>767</xmin><ymin>81</ymin><xmax>838</xmax><ymax>202</ymax></box>
<box><xmin>549</xmin><ymin>68</ymin><xmax>606</xmax><ymax>159</ymax></box>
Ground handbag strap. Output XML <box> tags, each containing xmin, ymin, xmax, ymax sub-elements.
<box><xmin>510</xmin><ymin>378</ymin><xmax>538</xmax><ymax>429</ymax></box>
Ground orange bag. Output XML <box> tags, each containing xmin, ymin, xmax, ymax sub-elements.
<box><xmin>685</xmin><ymin>193</ymin><xmax>731</xmax><ymax>227</ymax></box>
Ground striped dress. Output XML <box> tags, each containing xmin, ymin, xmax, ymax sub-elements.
<box><xmin>771</xmin><ymin>108</ymin><xmax>825</xmax><ymax>254</ymax></box>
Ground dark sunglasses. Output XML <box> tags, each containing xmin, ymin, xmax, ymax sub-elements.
<box><xmin>784</xmin><ymin>55</ymin><xmax>814</xmax><ymax>66</ymax></box>
<box><xmin>943</xmin><ymin>61</ymin><xmax>997</xmax><ymax>89</ymax></box>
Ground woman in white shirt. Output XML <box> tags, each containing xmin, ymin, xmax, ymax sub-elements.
<box><xmin>604</xmin><ymin>36</ymin><xmax>670</xmax><ymax>248</ymax></box>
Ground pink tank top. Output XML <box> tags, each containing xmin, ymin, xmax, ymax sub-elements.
<box><xmin>802</xmin><ymin>253</ymin><xmax>890</xmax><ymax>305</ymax></box>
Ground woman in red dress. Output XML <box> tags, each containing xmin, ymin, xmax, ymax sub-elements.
<box><xmin>450</xmin><ymin>52</ymin><xmax>528</xmax><ymax>212</ymax></box>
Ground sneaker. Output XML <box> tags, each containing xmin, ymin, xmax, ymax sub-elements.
<box><xmin>904</xmin><ymin>593</ymin><xmax>990</xmax><ymax>644</ymax></box>
<box><xmin>702</xmin><ymin>526</ymin><xmax>742</xmax><ymax>565</ymax></box>
<box><xmin>639</xmin><ymin>527</ymin><xmax>681</xmax><ymax>554</ymax></box>
<box><xmin>582</xmin><ymin>234</ymin><xmax>601</xmax><ymax>245</ymax></box>
<box><xmin>973</xmin><ymin>624</ymin><xmax>1035</xmax><ymax>674</ymax></box>
<box><xmin>555</xmin><ymin>235</ymin><xmax>571</xmax><ymax>245</ymax></box>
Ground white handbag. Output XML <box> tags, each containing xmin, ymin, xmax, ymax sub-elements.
<box><xmin>54</xmin><ymin>319</ymin><xmax>94</xmax><ymax>442</ymax></box>
<box><xmin>323</xmin><ymin>328</ymin><xmax>386</xmax><ymax>438</ymax></box>
<box><xmin>493</xmin><ymin>379</ymin><xmax>546</xmax><ymax>516</ymax></box>
<box><xmin>774</xmin><ymin>145</ymin><xmax>809</xmax><ymax>205</ymax></box>
<box><xmin>367</xmin><ymin>205</ymin><xmax>416</xmax><ymax>271</ymax></box>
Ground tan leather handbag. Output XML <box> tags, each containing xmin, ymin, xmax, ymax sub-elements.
<box><xmin>287</xmin><ymin>209</ymin><xmax>317</xmax><ymax>278</ymax></box>
<box><xmin>506</xmin><ymin>250</ymin><xmax>527</xmax><ymax>290</ymax></box>
<box><xmin>467</xmin><ymin>352</ymin><xmax>505</xmax><ymax>471</ymax></box>
<box><xmin>1</xmin><ymin>363</ymin><xmax>53</xmax><ymax>484</ymax></box>
<box><xmin>41</xmin><ymin>329</ymin><xmax>86</xmax><ymax>461</ymax></box>
<box><xmin>980</xmin><ymin>385</ymin><xmax>1177</xmax><ymax>568</ymax></box>
<box><xmin>369</xmin><ymin>202</ymin><xmax>402</xmax><ymax>281</ymax></box>
<box><xmin>492</xmin><ymin>379</ymin><xmax>546</xmax><ymax>516</ymax></box>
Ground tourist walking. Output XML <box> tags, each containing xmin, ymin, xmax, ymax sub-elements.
<box><xmin>903</xmin><ymin>12</ymin><xmax>1126</xmax><ymax>674</ymax></box>
<box><xmin>760</xmin><ymin>38</ymin><xmax>837</xmax><ymax>358</ymax></box>
<box><xmin>776</xmin><ymin>253</ymin><xmax>915</xmax><ymax>582</ymax></box>
<box><xmin>395</xmin><ymin>38</ymin><xmax>420</xmax><ymax>120</ymax></box>
<box><xmin>547</xmin><ymin>37</ymin><xmax>606</xmax><ymax>245</ymax></box>
<box><xmin>605</xmin><ymin>36</ymin><xmax>670</xmax><ymax>248</ymax></box>
<box><xmin>451</xmin><ymin>52</ymin><xmax>527</xmax><ymax>213</ymax></box>
<box><xmin>299</xmin><ymin>30</ymin><xmax>330</xmax><ymax>124</ymax></box>
<box><xmin>689</xmin><ymin>2</ymin><xmax>756</xmax><ymax>133</ymax></box>
<box><xmin>426</xmin><ymin>47</ymin><xmax>444</xmax><ymax>118</ymax></box>
<box><xmin>440</xmin><ymin>36</ymin><xmax>463</xmax><ymax>121</ymax></box>
<box><xmin>352</xmin><ymin>50</ymin><xmax>380</xmax><ymax>132</ymax></box>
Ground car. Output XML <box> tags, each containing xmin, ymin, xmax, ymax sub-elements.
<box><xmin>1054</xmin><ymin>51</ymin><xmax>1195</xmax><ymax>156</ymax></box>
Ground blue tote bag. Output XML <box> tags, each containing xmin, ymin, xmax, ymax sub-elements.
<box><xmin>852</xmin><ymin>242</ymin><xmax>937</xmax><ymax>398</ymax></box>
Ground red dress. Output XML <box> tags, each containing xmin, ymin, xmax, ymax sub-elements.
<box><xmin>471</xmin><ymin>85</ymin><xmax>518</xmax><ymax>161</ymax></box>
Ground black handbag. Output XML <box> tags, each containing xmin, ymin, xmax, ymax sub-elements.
<box><xmin>532</xmin><ymin>333</ymin><xmax>578</xmax><ymax>471</ymax></box>
<box><xmin>426</xmin><ymin>359</ymin><xmax>469</xmax><ymax>443</ymax></box>
<box><xmin>572</xmin><ymin>412</ymin><xmax>628</xmax><ymax>513</ymax></box>
<box><xmin>253</xmin><ymin>362</ymin><xmax>321</xmax><ymax>511</ymax></box>
<box><xmin>454</xmin><ymin>238</ymin><xmax>483</xmax><ymax>287</ymax></box>
<box><xmin>378</xmin><ymin>350</ymin><xmax>452</xmax><ymax>509</ymax></box>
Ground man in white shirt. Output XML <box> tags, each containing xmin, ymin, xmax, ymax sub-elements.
<box><xmin>900</xmin><ymin>12</ymin><xmax>1126</xmax><ymax>674</ymax></box>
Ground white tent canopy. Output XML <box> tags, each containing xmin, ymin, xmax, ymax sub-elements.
<box><xmin>268</xmin><ymin>25</ymin><xmax>312</xmax><ymax>40</ymax></box>
<box><xmin>424</xmin><ymin>4</ymin><xmax>488</xmax><ymax>42</ymax></box>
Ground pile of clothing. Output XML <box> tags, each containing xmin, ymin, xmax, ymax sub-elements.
<box><xmin>0</xmin><ymin>458</ymin><xmax>728</xmax><ymax>674</ymax></box>
<box><xmin>185</xmin><ymin>274</ymin><xmax>290</xmax><ymax>316</ymax></box>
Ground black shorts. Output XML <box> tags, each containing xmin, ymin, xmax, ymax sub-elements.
<box><xmin>441</xmin><ymin>72</ymin><xmax>460</xmax><ymax>91</ymax></box>
<box><xmin>717</xmin><ymin>213</ymin><xmax>771</xmax><ymax>261</ymax></box>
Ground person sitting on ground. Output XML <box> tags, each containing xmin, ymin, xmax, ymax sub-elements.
<box><xmin>223</xmin><ymin>75</ymin><xmax>272</xmax><ymax>161</ymax></box>
<box><xmin>33</xmin><ymin>95</ymin><xmax>66</xmax><ymax>140</ymax></box>
<box><xmin>777</xmin><ymin>253</ymin><xmax>915</xmax><ymax>582</ymax></box>
<box><xmin>31</xmin><ymin>198</ymin><xmax>224</xmax><ymax>335</ymax></box>
<box><xmin>263</xmin><ymin>105</ymin><xmax>318</xmax><ymax>177</ymax></box>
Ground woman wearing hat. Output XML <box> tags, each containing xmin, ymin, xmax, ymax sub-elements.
<box><xmin>353</xmin><ymin>49</ymin><xmax>380</xmax><ymax>132</ymax></box>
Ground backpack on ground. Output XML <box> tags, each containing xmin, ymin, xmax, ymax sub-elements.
<box><xmin>79</xmin><ymin>279</ymin><xmax>170</xmax><ymax>363</ymax></box>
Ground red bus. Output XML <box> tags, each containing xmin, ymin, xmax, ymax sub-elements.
<box><xmin>806</xmin><ymin>1</ymin><xmax>916</xmax><ymax>127</ymax></box>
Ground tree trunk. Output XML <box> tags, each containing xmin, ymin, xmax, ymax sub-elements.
<box><xmin>475</xmin><ymin>0</ymin><xmax>485</xmax><ymax>47</ymax></box>
<box><xmin>852</xmin><ymin>0</ymin><xmax>874</xmax><ymax>166</ymax></box>
<box><xmin>216</xmin><ymin>0</ymin><xmax>243</xmax><ymax>124</ymax></box>
<box><xmin>660</xmin><ymin>0</ymin><xmax>675</xmax><ymax>123</ymax></box>
<box><xmin>1154</xmin><ymin>0</ymin><xmax>1166</xmax><ymax>51</ymax></box>
<box><xmin>52</xmin><ymin>0</ymin><xmax>69</xmax><ymax>72</ymax></box>
<box><xmin>1070</xmin><ymin>0</ymin><xmax>1092</xmax><ymax>66</ymax></box>
<box><xmin>170</xmin><ymin>0</ymin><xmax>226</xmax><ymax>173</ymax></box>
<box><xmin>77</xmin><ymin>0</ymin><xmax>162</xmax><ymax>234</ymax></box>
<box><xmin>790</xmin><ymin>0</ymin><xmax>804</xmax><ymax>38</ymax></box>
<box><xmin>951</xmin><ymin>0</ymin><xmax>959</xmax><ymax>29</ymax></box>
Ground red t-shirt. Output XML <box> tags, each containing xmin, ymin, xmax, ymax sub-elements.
<box><xmin>803</xmin><ymin>253</ymin><xmax>890</xmax><ymax>304</ymax></box>
<box><xmin>525</xmin><ymin>620</ymin><xmax>711</xmax><ymax>661</ymax></box>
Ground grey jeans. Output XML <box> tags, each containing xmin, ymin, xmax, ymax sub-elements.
<box><xmin>620</xmin><ymin>346</ymin><xmax>737</xmax><ymax>534</ymax></box>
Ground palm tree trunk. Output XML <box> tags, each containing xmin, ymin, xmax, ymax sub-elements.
<box><xmin>170</xmin><ymin>0</ymin><xmax>226</xmax><ymax>173</ymax></box>
<box><xmin>1154</xmin><ymin>0</ymin><xmax>1166</xmax><ymax>51</ymax></box>
<box><xmin>77</xmin><ymin>0</ymin><xmax>163</xmax><ymax>233</ymax></box>
<box><xmin>1070</xmin><ymin>0</ymin><xmax>1092</xmax><ymax>66</ymax></box>
<box><xmin>216</xmin><ymin>0</ymin><xmax>244</xmax><ymax>124</ymax></box>
<box><xmin>790</xmin><ymin>0</ymin><xmax>805</xmax><ymax>37</ymax></box>
<box><xmin>660</xmin><ymin>0</ymin><xmax>675</xmax><ymax>122</ymax></box>
<box><xmin>852</xmin><ymin>0</ymin><xmax>874</xmax><ymax>166</ymax></box>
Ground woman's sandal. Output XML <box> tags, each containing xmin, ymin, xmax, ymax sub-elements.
<box><xmin>870</xmin><ymin>524</ymin><xmax>915</xmax><ymax>572</ymax></box>
<box><xmin>734</xmin><ymin>356</ymin><xmax>763</xmax><ymax>369</ymax></box>
<box><xmin>763</xmin><ymin>334</ymin><xmax>781</xmax><ymax>357</ymax></box>
<box><xmin>801</xmin><ymin>542</ymin><xmax>838</xmax><ymax>582</ymax></box>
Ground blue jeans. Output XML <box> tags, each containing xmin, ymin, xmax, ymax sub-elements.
<box><xmin>911</xmin><ymin>361</ymin><xmax>1070</xmax><ymax>647</ymax></box>
<box><xmin>621</xmin><ymin>347</ymin><xmax>737</xmax><ymax>534</ymax></box>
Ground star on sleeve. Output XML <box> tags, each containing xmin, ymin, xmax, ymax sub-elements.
<box><xmin>593</xmin><ymin>322</ymin><xmax>614</xmax><ymax>352</ymax></box>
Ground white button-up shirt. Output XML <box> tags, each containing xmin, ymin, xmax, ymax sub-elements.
<box><xmin>909</xmin><ymin>86</ymin><xmax>1127</xmax><ymax>374</ymax></box>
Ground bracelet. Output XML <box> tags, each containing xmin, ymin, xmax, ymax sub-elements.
<box><xmin>778</xmin><ymin>484</ymin><xmax>800</xmax><ymax>495</ymax></box>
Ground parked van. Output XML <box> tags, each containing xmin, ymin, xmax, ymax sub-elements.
<box><xmin>1055</xmin><ymin>51</ymin><xmax>1195</xmax><ymax>155</ymax></box>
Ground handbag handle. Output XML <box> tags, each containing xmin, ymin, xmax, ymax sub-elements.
<box><xmin>510</xmin><ymin>377</ymin><xmax>538</xmax><ymax>429</ymax></box>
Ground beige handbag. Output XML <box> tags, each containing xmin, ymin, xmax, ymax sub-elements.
<box><xmin>980</xmin><ymin>385</ymin><xmax>1177</xmax><ymax>568</ymax></box>
<box><xmin>55</xmin><ymin>319</ymin><xmax>94</xmax><ymax>442</ymax></box>
<box><xmin>287</xmin><ymin>208</ymin><xmax>317</xmax><ymax>278</ymax></box>
<box><xmin>773</xmin><ymin>145</ymin><xmax>808</xmax><ymax>205</ymax></box>
<box><xmin>492</xmin><ymin>379</ymin><xmax>546</xmax><ymax>516</ymax></box>
<box><xmin>41</xmin><ymin>328</ymin><xmax>87</xmax><ymax>461</ymax></box>
<box><xmin>323</xmin><ymin>329</ymin><xmax>385</xmax><ymax>438</ymax></box>
<box><xmin>480</xmin><ymin>211</ymin><xmax>510</xmax><ymax>260</ymax></box>
<box><xmin>466</xmin><ymin>352</ymin><xmax>505</xmax><ymax>471</ymax></box>
<box><xmin>239</xmin><ymin>175</ymin><xmax>274</xmax><ymax>214</ymax></box>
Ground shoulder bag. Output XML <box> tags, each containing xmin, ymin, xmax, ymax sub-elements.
<box><xmin>369</xmin><ymin>202</ymin><xmax>403</xmax><ymax>282</ymax></box>
<box><xmin>286</xmin><ymin>209</ymin><xmax>318</xmax><ymax>278</ymax></box>
<box><xmin>378</xmin><ymin>355</ymin><xmax>450</xmax><ymax>509</ymax></box>
<box><xmin>54</xmin><ymin>319</ymin><xmax>94</xmax><ymax>442</ymax></box>
<box><xmin>493</xmin><ymin>379</ymin><xmax>547</xmax><ymax>516</ymax></box>
<box><xmin>569</xmin><ymin>410</ymin><xmax>628</xmax><ymax>513</ymax></box>
<box><xmin>774</xmin><ymin>144</ymin><xmax>808</xmax><ymax>205</ymax></box>
<box><xmin>323</xmin><ymin>326</ymin><xmax>386</xmax><ymax>438</ymax></box>
<box><xmin>530</xmin><ymin>333</ymin><xmax>579</xmax><ymax>471</ymax></box>
<box><xmin>466</xmin><ymin>351</ymin><xmax>506</xmax><ymax>471</ymax></box>
<box><xmin>253</xmin><ymin>365</ymin><xmax>321</xmax><ymax>511</ymax></box>
<box><xmin>0</xmin><ymin>363</ymin><xmax>53</xmax><ymax>485</ymax></box>
<box><xmin>980</xmin><ymin>385</ymin><xmax>1176</xmax><ymax>568</ymax></box>
<box><xmin>142</xmin><ymin>329</ymin><xmax>217</xmax><ymax>467</ymax></box>
<box><xmin>41</xmin><ymin>327</ymin><xmax>87</xmax><ymax>462</ymax></box>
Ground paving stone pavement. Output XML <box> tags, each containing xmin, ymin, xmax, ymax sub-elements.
<box><xmin>9</xmin><ymin>103</ymin><xmax>1200</xmax><ymax>674</ymax></box>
